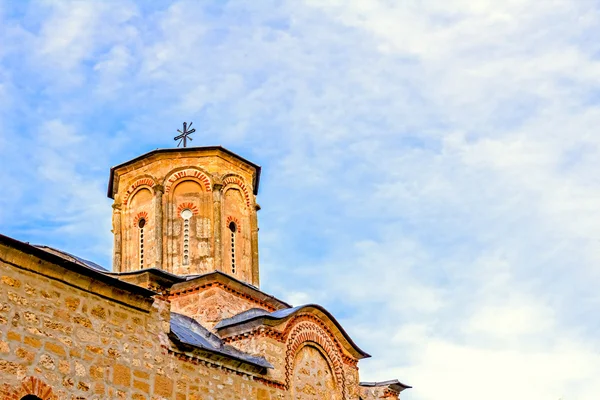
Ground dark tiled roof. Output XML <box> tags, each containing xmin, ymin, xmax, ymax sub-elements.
<box><xmin>214</xmin><ymin>308</ymin><xmax>270</xmax><ymax>327</ymax></box>
<box><xmin>214</xmin><ymin>304</ymin><xmax>371</xmax><ymax>358</ymax></box>
<box><xmin>34</xmin><ymin>245</ymin><xmax>108</xmax><ymax>272</ymax></box>
<box><xmin>170</xmin><ymin>312</ymin><xmax>273</xmax><ymax>369</ymax></box>
<box><xmin>360</xmin><ymin>380</ymin><xmax>412</xmax><ymax>392</ymax></box>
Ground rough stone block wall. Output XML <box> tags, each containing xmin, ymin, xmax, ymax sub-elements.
<box><xmin>0</xmin><ymin>258</ymin><xmax>282</xmax><ymax>399</ymax></box>
<box><xmin>291</xmin><ymin>345</ymin><xmax>341</xmax><ymax>399</ymax></box>
<box><xmin>223</xmin><ymin>335</ymin><xmax>287</xmax><ymax>382</ymax></box>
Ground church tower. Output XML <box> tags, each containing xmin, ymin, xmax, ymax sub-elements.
<box><xmin>107</xmin><ymin>146</ymin><xmax>261</xmax><ymax>287</ymax></box>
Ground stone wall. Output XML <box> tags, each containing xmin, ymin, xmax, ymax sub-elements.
<box><xmin>0</xmin><ymin>249</ymin><xmax>283</xmax><ymax>399</ymax></box>
<box><xmin>359</xmin><ymin>386</ymin><xmax>401</xmax><ymax>399</ymax></box>
<box><xmin>291</xmin><ymin>345</ymin><xmax>340</xmax><ymax>399</ymax></box>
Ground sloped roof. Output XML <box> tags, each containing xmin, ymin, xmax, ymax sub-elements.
<box><xmin>34</xmin><ymin>245</ymin><xmax>108</xmax><ymax>272</ymax></box>
<box><xmin>0</xmin><ymin>234</ymin><xmax>155</xmax><ymax>299</ymax></box>
<box><xmin>214</xmin><ymin>304</ymin><xmax>371</xmax><ymax>359</ymax></box>
<box><xmin>170</xmin><ymin>312</ymin><xmax>273</xmax><ymax>370</ymax></box>
<box><xmin>360</xmin><ymin>379</ymin><xmax>412</xmax><ymax>393</ymax></box>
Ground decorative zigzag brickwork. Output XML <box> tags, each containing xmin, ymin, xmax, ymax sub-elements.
<box><xmin>226</xmin><ymin>215</ymin><xmax>241</xmax><ymax>232</ymax></box>
<box><xmin>5</xmin><ymin>376</ymin><xmax>57</xmax><ymax>400</ymax></box>
<box><xmin>164</xmin><ymin>169</ymin><xmax>212</xmax><ymax>193</ymax></box>
<box><xmin>122</xmin><ymin>178</ymin><xmax>155</xmax><ymax>205</ymax></box>
<box><xmin>177</xmin><ymin>202</ymin><xmax>199</xmax><ymax>215</ymax></box>
<box><xmin>223</xmin><ymin>176</ymin><xmax>251</xmax><ymax>207</ymax></box>
<box><xmin>284</xmin><ymin>319</ymin><xmax>346</xmax><ymax>397</ymax></box>
<box><xmin>132</xmin><ymin>211</ymin><xmax>149</xmax><ymax>227</ymax></box>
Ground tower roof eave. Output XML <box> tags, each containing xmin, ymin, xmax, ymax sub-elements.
<box><xmin>107</xmin><ymin>146</ymin><xmax>262</xmax><ymax>199</ymax></box>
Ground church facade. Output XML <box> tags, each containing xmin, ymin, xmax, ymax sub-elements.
<box><xmin>0</xmin><ymin>146</ymin><xmax>410</xmax><ymax>399</ymax></box>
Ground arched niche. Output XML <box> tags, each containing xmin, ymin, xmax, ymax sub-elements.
<box><xmin>285</xmin><ymin>318</ymin><xmax>347</xmax><ymax>398</ymax></box>
<box><xmin>222</xmin><ymin>186</ymin><xmax>250</xmax><ymax>280</ymax></box>
<box><xmin>126</xmin><ymin>187</ymin><xmax>154</xmax><ymax>271</ymax></box>
<box><xmin>22</xmin><ymin>396</ymin><xmax>43</xmax><ymax>400</ymax></box>
<box><xmin>166</xmin><ymin>178</ymin><xmax>213</xmax><ymax>274</ymax></box>
<box><xmin>291</xmin><ymin>343</ymin><xmax>341</xmax><ymax>400</ymax></box>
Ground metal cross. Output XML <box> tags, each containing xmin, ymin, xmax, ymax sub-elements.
<box><xmin>174</xmin><ymin>122</ymin><xmax>196</xmax><ymax>148</ymax></box>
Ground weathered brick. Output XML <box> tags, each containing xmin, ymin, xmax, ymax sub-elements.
<box><xmin>113</xmin><ymin>363</ymin><xmax>131</xmax><ymax>387</ymax></box>
<box><xmin>23</xmin><ymin>335</ymin><xmax>42</xmax><ymax>348</ymax></box>
<box><xmin>154</xmin><ymin>375</ymin><xmax>173</xmax><ymax>398</ymax></box>
<box><xmin>1</xmin><ymin>276</ymin><xmax>21</xmax><ymax>287</ymax></box>
<box><xmin>133</xmin><ymin>369</ymin><xmax>149</xmax><ymax>380</ymax></box>
<box><xmin>91</xmin><ymin>306</ymin><xmax>106</xmax><ymax>319</ymax></box>
<box><xmin>90</xmin><ymin>364</ymin><xmax>105</xmax><ymax>380</ymax></box>
<box><xmin>6</xmin><ymin>331</ymin><xmax>21</xmax><ymax>342</ymax></box>
<box><xmin>133</xmin><ymin>379</ymin><xmax>149</xmax><ymax>393</ymax></box>
<box><xmin>65</xmin><ymin>297</ymin><xmax>80</xmax><ymax>311</ymax></box>
<box><xmin>45</xmin><ymin>341</ymin><xmax>66</xmax><ymax>356</ymax></box>
<box><xmin>15</xmin><ymin>347</ymin><xmax>35</xmax><ymax>363</ymax></box>
<box><xmin>0</xmin><ymin>340</ymin><xmax>9</xmax><ymax>353</ymax></box>
<box><xmin>85</xmin><ymin>345</ymin><xmax>103</xmax><ymax>355</ymax></box>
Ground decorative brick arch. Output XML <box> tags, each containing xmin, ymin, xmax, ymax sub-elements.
<box><xmin>225</xmin><ymin>215</ymin><xmax>241</xmax><ymax>232</ymax></box>
<box><xmin>122</xmin><ymin>177</ymin><xmax>156</xmax><ymax>205</ymax></box>
<box><xmin>284</xmin><ymin>319</ymin><xmax>346</xmax><ymax>397</ymax></box>
<box><xmin>222</xmin><ymin>175</ymin><xmax>251</xmax><ymax>207</ymax></box>
<box><xmin>7</xmin><ymin>377</ymin><xmax>57</xmax><ymax>400</ymax></box>
<box><xmin>164</xmin><ymin>168</ymin><xmax>212</xmax><ymax>194</ymax></box>
<box><xmin>133</xmin><ymin>211</ymin><xmax>149</xmax><ymax>227</ymax></box>
<box><xmin>177</xmin><ymin>202</ymin><xmax>200</xmax><ymax>216</ymax></box>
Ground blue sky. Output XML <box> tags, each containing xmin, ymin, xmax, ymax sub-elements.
<box><xmin>1</xmin><ymin>1</ymin><xmax>600</xmax><ymax>398</ymax></box>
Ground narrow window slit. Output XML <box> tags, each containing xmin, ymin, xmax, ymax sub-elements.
<box><xmin>181</xmin><ymin>209</ymin><xmax>193</xmax><ymax>266</ymax></box>
<box><xmin>138</xmin><ymin>218</ymin><xmax>146</xmax><ymax>269</ymax></box>
<box><xmin>229</xmin><ymin>221</ymin><xmax>237</xmax><ymax>274</ymax></box>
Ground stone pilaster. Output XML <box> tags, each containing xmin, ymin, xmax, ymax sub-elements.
<box><xmin>153</xmin><ymin>184</ymin><xmax>164</xmax><ymax>269</ymax></box>
<box><xmin>112</xmin><ymin>203</ymin><xmax>122</xmax><ymax>272</ymax></box>
<box><xmin>212</xmin><ymin>182</ymin><xmax>224</xmax><ymax>272</ymax></box>
<box><xmin>250</xmin><ymin>202</ymin><xmax>260</xmax><ymax>287</ymax></box>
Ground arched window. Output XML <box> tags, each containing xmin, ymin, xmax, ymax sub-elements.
<box><xmin>138</xmin><ymin>218</ymin><xmax>146</xmax><ymax>269</ymax></box>
<box><xmin>22</xmin><ymin>396</ymin><xmax>43</xmax><ymax>400</ymax></box>
<box><xmin>181</xmin><ymin>209</ymin><xmax>193</xmax><ymax>265</ymax></box>
<box><xmin>229</xmin><ymin>221</ymin><xmax>237</xmax><ymax>274</ymax></box>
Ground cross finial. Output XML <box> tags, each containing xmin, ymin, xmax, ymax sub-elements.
<box><xmin>174</xmin><ymin>121</ymin><xmax>196</xmax><ymax>148</ymax></box>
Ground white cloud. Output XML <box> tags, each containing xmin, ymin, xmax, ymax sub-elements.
<box><xmin>2</xmin><ymin>1</ymin><xmax>600</xmax><ymax>398</ymax></box>
<box><xmin>36</xmin><ymin>1</ymin><xmax>138</xmax><ymax>70</ymax></box>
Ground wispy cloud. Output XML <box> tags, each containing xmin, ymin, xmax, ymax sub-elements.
<box><xmin>1</xmin><ymin>1</ymin><xmax>600</xmax><ymax>398</ymax></box>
